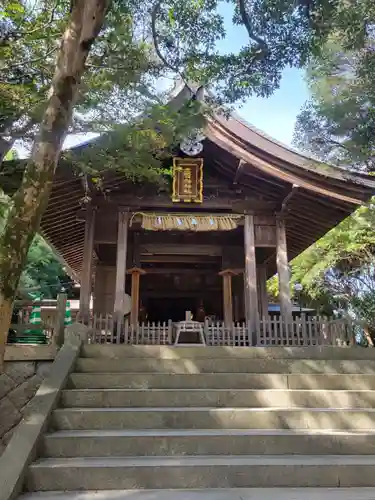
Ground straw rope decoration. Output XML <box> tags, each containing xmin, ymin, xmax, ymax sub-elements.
<box><xmin>131</xmin><ymin>213</ymin><xmax>243</xmax><ymax>231</ymax></box>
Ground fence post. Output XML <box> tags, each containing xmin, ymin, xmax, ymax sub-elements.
<box><xmin>54</xmin><ymin>293</ymin><xmax>67</xmax><ymax>346</ymax></box>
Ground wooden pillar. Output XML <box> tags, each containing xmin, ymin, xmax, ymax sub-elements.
<box><xmin>114</xmin><ymin>210</ymin><xmax>130</xmax><ymax>321</ymax></box>
<box><xmin>219</xmin><ymin>270</ymin><xmax>235</xmax><ymax>327</ymax></box>
<box><xmin>233</xmin><ymin>275</ymin><xmax>241</xmax><ymax>322</ymax></box>
<box><xmin>257</xmin><ymin>265</ymin><xmax>269</xmax><ymax>318</ymax></box>
<box><xmin>79</xmin><ymin>206</ymin><xmax>96</xmax><ymax>324</ymax></box>
<box><xmin>132</xmin><ymin>232</ymin><xmax>141</xmax><ymax>267</ymax></box>
<box><xmin>276</xmin><ymin>215</ymin><xmax>293</xmax><ymax>321</ymax></box>
<box><xmin>54</xmin><ymin>293</ymin><xmax>67</xmax><ymax>345</ymax></box>
<box><xmin>243</xmin><ymin>214</ymin><xmax>259</xmax><ymax>331</ymax></box>
<box><xmin>128</xmin><ymin>267</ymin><xmax>145</xmax><ymax>327</ymax></box>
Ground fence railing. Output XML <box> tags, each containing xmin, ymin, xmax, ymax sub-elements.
<box><xmin>88</xmin><ymin>314</ymin><xmax>355</xmax><ymax>347</ymax></box>
<box><xmin>7</xmin><ymin>294</ymin><xmax>67</xmax><ymax>346</ymax></box>
<box><xmin>204</xmin><ymin>321</ymin><xmax>249</xmax><ymax>346</ymax></box>
<box><xmin>256</xmin><ymin>316</ymin><xmax>352</xmax><ymax>347</ymax></box>
<box><xmin>90</xmin><ymin>315</ymin><xmax>173</xmax><ymax>345</ymax></box>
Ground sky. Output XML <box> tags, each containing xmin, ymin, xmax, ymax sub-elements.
<box><xmin>235</xmin><ymin>67</ymin><xmax>308</xmax><ymax>146</ymax></box>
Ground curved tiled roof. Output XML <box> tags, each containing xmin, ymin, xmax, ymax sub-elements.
<box><xmin>16</xmin><ymin>83</ymin><xmax>375</xmax><ymax>278</ymax></box>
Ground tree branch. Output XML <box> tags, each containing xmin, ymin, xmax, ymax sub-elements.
<box><xmin>17</xmin><ymin>0</ymin><xmax>60</xmax><ymax>37</ymax></box>
<box><xmin>150</xmin><ymin>0</ymin><xmax>194</xmax><ymax>94</ymax></box>
<box><xmin>5</xmin><ymin>47</ymin><xmax>56</xmax><ymax>70</ymax></box>
<box><xmin>238</xmin><ymin>0</ymin><xmax>269</xmax><ymax>57</ymax></box>
<box><xmin>151</xmin><ymin>0</ymin><xmax>178</xmax><ymax>73</ymax></box>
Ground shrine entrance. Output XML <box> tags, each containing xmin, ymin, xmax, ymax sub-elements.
<box><xmin>33</xmin><ymin>83</ymin><xmax>372</xmax><ymax>347</ymax></box>
<box><xmin>146</xmin><ymin>297</ymin><xmax>197</xmax><ymax>322</ymax></box>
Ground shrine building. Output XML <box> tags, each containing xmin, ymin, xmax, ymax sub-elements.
<box><xmin>34</xmin><ymin>84</ymin><xmax>375</xmax><ymax>342</ymax></box>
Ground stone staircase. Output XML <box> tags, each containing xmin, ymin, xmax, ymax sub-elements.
<box><xmin>20</xmin><ymin>345</ymin><xmax>375</xmax><ymax>499</ymax></box>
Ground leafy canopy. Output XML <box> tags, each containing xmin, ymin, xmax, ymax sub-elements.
<box><xmin>2</xmin><ymin>0</ymin><xmax>363</xmax><ymax>167</ymax></box>
<box><xmin>286</xmin><ymin>0</ymin><xmax>375</xmax><ymax>327</ymax></box>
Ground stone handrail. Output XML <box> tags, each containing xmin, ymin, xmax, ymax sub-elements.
<box><xmin>0</xmin><ymin>323</ymin><xmax>87</xmax><ymax>500</ymax></box>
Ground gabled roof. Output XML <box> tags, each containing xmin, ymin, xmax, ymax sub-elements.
<box><xmin>5</xmin><ymin>82</ymin><xmax>372</xmax><ymax>279</ymax></box>
<box><xmin>174</xmin><ymin>83</ymin><xmax>375</xmax><ymax>204</ymax></box>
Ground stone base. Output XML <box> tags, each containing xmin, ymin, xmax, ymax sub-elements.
<box><xmin>0</xmin><ymin>360</ymin><xmax>53</xmax><ymax>455</ymax></box>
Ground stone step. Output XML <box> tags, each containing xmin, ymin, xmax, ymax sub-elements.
<box><xmin>75</xmin><ymin>357</ymin><xmax>375</xmax><ymax>374</ymax></box>
<box><xmin>42</xmin><ymin>428</ymin><xmax>375</xmax><ymax>457</ymax></box>
<box><xmin>26</xmin><ymin>455</ymin><xmax>375</xmax><ymax>490</ymax></box>
<box><xmin>18</xmin><ymin>488</ymin><xmax>375</xmax><ymax>500</ymax></box>
<box><xmin>51</xmin><ymin>407</ymin><xmax>375</xmax><ymax>430</ymax></box>
<box><xmin>81</xmin><ymin>345</ymin><xmax>375</xmax><ymax>360</ymax></box>
<box><xmin>61</xmin><ymin>388</ymin><xmax>375</xmax><ymax>408</ymax></box>
<box><xmin>68</xmin><ymin>372</ymin><xmax>375</xmax><ymax>390</ymax></box>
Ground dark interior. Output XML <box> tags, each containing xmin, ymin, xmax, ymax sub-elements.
<box><xmin>146</xmin><ymin>297</ymin><xmax>198</xmax><ymax>322</ymax></box>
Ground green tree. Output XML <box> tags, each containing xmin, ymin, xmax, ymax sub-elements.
<box><xmin>0</xmin><ymin>0</ymin><xmax>165</xmax><ymax>163</ymax></box>
<box><xmin>0</xmin><ymin>0</ymin><xmax>111</xmax><ymax>366</ymax></box>
<box><xmin>289</xmin><ymin>33</ymin><xmax>375</xmax><ymax>329</ymax></box>
<box><xmin>2</xmin><ymin>0</ymin><xmax>374</xmax><ymax>365</ymax></box>
<box><xmin>294</xmin><ymin>37</ymin><xmax>375</xmax><ymax>170</ymax></box>
<box><xmin>0</xmin><ymin>193</ymin><xmax>68</xmax><ymax>298</ymax></box>
<box><xmin>288</xmin><ymin>1</ymin><xmax>375</xmax><ymax>330</ymax></box>
<box><xmin>268</xmin><ymin>202</ymin><xmax>375</xmax><ymax>330</ymax></box>
<box><xmin>18</xmin><ymin>236</ymin><xmax>72</xmax><ymax>299</ymax></box>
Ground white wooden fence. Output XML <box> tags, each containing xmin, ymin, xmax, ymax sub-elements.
<box><xmin>200</xmin><ymin>317</ymin><xmax>352</xmax><ymax>347</ymax></box>
<box><xmin>256</xmin><ymin>316</ymin><xmax>351</xmax><ymax>347</ymax></box>
<box><xmin>88</xmin><ymin>314</ymin><xmax>355</xmax><ymax>347</ymax></box>
<box><xmin>89</xmin><ymin>315</ymin><xmax>173</xmax><ymax>345</ymax></box>
<box><xmin>204</xmin><ymin>321</ymin><xmax>249</xmax><ymax>346</ymax></box>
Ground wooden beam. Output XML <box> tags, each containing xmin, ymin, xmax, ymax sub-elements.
<box><xmin>57</xmin><ymin>243</ymin><xmax>83</xmax><ymax>255</ymax></box>
<box><xmin>42</xmin><ymin>204</ymin><xmax>80</xmax><ymax>220</ymax></box>
<box><xmin>48</xmin><ymin>183</ymin><xmax>83</xmax><ymax>198</ymax></box>
<box><xmin>285</xmin><ymin>210</ymin><xmax>334</xmax><ymax>231</ymax></box>
<box><xmin>141</xmin><ymin>255</ymin><xmax>218</xmax><ymax>264</ymax></box>
<box><xmin>280</xmin><ymin>184</ymin><xmax>299</xmax><ymax>214</ymax></box>
<box><xmin>286</xmin><ymin>216</ymin><xmax>326</xmax><ymax>239</ymax></box>
<box><xmin>141</xmin><ymin>267</ymin><xmax>224</xmax><ymax>275</ymax></box>
<box><xmin>213</xmin><ymin>159</ymin><xmax>280</xmax><ymax>200</ymax></box>
<box><xmin>114</xmin><ymin>210</ymin><xmax>130</xmax><ymax>321</ymax></box>
<box><xmin>42</xmin><ymin>218</ymin><xmax>83</xmax><ymax>232</ymax></box>
<box><xmin>296</xmin><ymin>190</ymin><xmax>351</xmax><ymax>213</ymax></box>
<box><xmin>50</xmin><ymin>233</ymin><xmax>85</xmax><ymax>250</ymax></box>
<box><xmin>287</xmin><ymin>195</ymin><xmax>347</xmax><ymax>223</ymax></box>
<box><xmin>79</xmin><ymin>207</ymin><xmax>96</xmax><ymax>323</ymax></box>
<box><xmin>233</xmin><ymin>159</ymin><xmax>245</xmax><ymax>184</ymax></box>
<box><xmin>276</xmin><ymin>215</ymin><xmax>293</xmax><ymax>321</ymax></box>
<box><xmin>53</xmin><ymin>177</ymin><xmax>81</xmax><ymax>188</ymax></box>
<box><xmin>243</xmin><ymin>214</ymin><xmax>259</xmax><ymax>332</ymax></box>
<box><xmin>47</xmin><ymin>192</ymin><xmax>83</xmax><ymax>208</ymax></box>
<box><xmin>45</xmin><ymin>224</ymin><xmax>84</xmax><ymax>240</ymax></box>
<box><xmin>243</xmin><ymin>166</ymin><xmax>288</xmax><ymax>190</ymax></box>
<box><xmin>143</xmin><ymin>289</ymin><xmax>222</xmax><ymax>298</ymax></box>
<box><xmin>141</xmin><ymin>244</ymin><xmax>222</xmax><ymax>256</ymax></box>
<box><xmin>103</xmin><ymin>192</ymin><xmax>277</xmax><ymax>211</ymax></box>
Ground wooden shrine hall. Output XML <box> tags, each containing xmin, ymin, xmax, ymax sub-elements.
<box><xmin>36</xmin><ymin>85</ymin><xmax>375</xmax><ymax>344</ymax></box>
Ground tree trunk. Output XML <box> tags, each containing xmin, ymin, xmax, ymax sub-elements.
<box><xmin>0</xmin><ymin>0</ymin><xmax>110</xmax><ymax>370</ymax></box>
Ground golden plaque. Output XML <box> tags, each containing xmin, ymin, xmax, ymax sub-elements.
<box><xmin>172</xmin><ymin>158</ymin><xmax>203</xmax><ymax>203</ymax></box>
